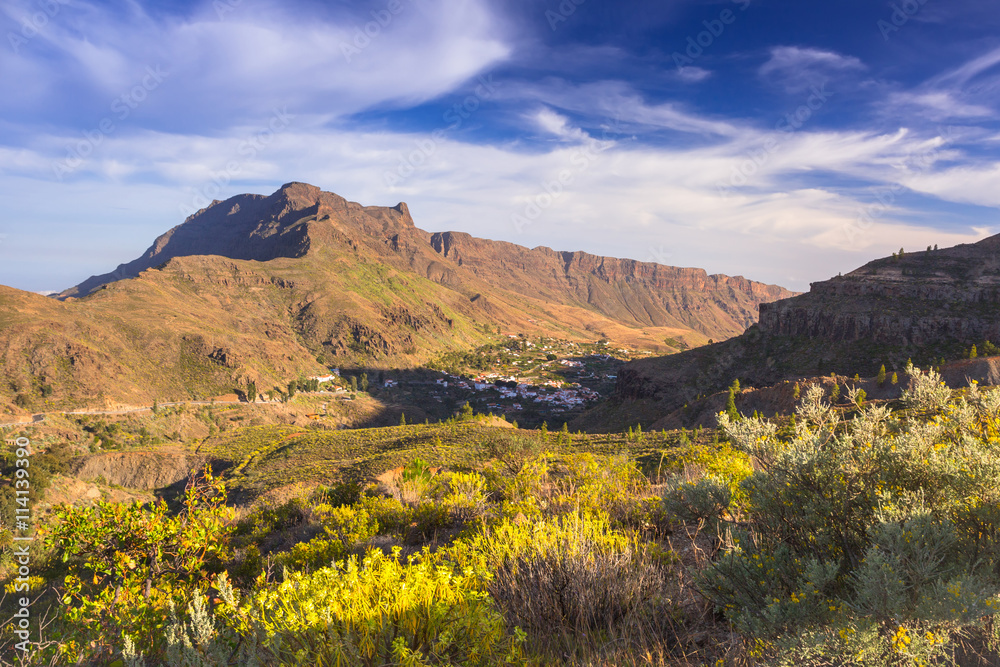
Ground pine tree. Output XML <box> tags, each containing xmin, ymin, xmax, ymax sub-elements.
<box><xmin>970</xmin><ymin>344</ymin><xmax>978</xmax><ymax>359</ymax></box>
<box><xmin>877</xmin><ymin>364</ymin><xmax>886</xmax><ymax>387</ymax></box>
<box><xmin>360</xmin><ymin>373</ymin><xmax>369</xmax><ymax>392</ymax></box>
<box><xmin>399</xmin><ymin>412</ymin><xmax>407</xmax><ymax>426</ymax></box>
<box><xmin>793</xmin><ymin>382</ymin><xmax>801</xmax><ymax>400</ymax></box>
<box><xmin>246</xmin><ymin>380</ymin><xmax>257</xmax><ymax>403</ymax></box>
<box><xmin>726</xmin><ymin>387</ymin><xmax>738</xmax><ymax>422</ymax></box>
<box><xmin>891</xmin><ymin>372</ymin><xmax>898</xmax><ymax>385</ymax></box>
<box><xmin>831</xmin><ymin>383</ymin><xmax>841</xmax><ymax>402</ymax></box>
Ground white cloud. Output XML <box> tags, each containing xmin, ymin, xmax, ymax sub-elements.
<box><xmin>532</xmin><ymin>108</ymin><xmax>590</xmax><ymax>142</ymax></box>
<box><xmin>760</xmin><ymin>46</ymin><xmax>865</xmax><ymax>79</ymax></box>
<box><xmin>886</xmin><ymin>91</ymin><xmax>993</xmax><ymax>120</ymax></box>
<box><xmin>505</xmin><ymin>80</ymin><xmax>744</xmax><ymax>137</ymax></box>
<box><xmin>929</xmin><ymin>45</ymin><xmax>1000</xmax><ymax>88</ymax></box>
<box><xmin>0</xmin><ymin>0</ymin><xmax>512</xmax><ymax>126</ymax></box>
<box><xmin>677</xmin><ymin>66</ymin><xmax>711</xmax><ymax>82</ymax></box>
<box><xmin>881</xmin><ymin>46</ymin><xmax>1000</xmax><ymax>122</ymax></box>
<box><xmin>759</xmin><ymin>46</ymin><xmax>865</xmax><ymax>94</ymax></box>
<box><xmin>1</xmin><ymin>114</ymin><xmax>995</xmax><ymax>292</ymax></box>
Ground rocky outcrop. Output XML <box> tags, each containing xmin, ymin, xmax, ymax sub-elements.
<box><xmin>760</xmin><ymin>238</ymin><xmax>1000</xmax><ymax>345</ymax></box>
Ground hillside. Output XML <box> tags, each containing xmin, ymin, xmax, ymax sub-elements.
<box><xmin>593</xmin><ymin>237</ymin><xmax>1000</xmax><ymax>431</ymax></box>
<box><xmin>758</xmin><ymin>238</ymin><xmax>1000</xmax><ymax>344</ymax></box>
<box><xmin>0</xmin><ymin>182</ymin><xmax>792</xmax><ymax>413</ymax></box>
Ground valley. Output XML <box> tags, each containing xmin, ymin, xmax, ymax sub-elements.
<box><xmin>4</xmin><ymin>184</ymin><xmax>1000</xmax><ymax>666</ymax></box>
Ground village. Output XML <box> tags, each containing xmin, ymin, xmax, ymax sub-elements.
<box><xmin>323</xmin><ymin>335</ymin><xmax>648</xmax><ymax>427</ymax></box>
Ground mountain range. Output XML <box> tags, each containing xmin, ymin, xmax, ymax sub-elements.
<box><xmin>0</xmin><ymin>182</ymin><xmax>793</xmax><ymax>413</ymax></box>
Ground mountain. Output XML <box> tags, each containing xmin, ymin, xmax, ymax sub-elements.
<box><xmin>585</xmin><ymin>237</ymin><xmax>1000</xmax><ymax>431</ymax></box>
<box><xmin>758</xmin><ymin>239</ymin><xmax>1000</xmax><ymax>344</ymax></box>
<box><xmin>0</xmin><ymin>182</ymin><xmax>793</xmax><ymax>413</ymax></box>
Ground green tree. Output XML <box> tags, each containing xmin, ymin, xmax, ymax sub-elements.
<box><xmin>350</xmin><ymin>375</ymin><xmax>358</xmax><ymax>392</ymax></box>
<box><xmin>399</xmin><ymin>412</ymin><xmax>407</xmax><ymax>426</ymax></box>
<box><xmin>793</xmin><ymin>382</ymin><xmax>801</xmax><ymax>400</ymax></box>
<box><xmin>360</xmin><ymin>373</ymin><xmax>369</xmax><ymax>392</ymax></box>
<box><xmin>460</xmin><ymin>402</ymin><xmax>474</xmax><ymax>420</ymax></box>
<box><xmin>726</xmin><ymin>386</ymin><xmax>739</xmax><ymax>422</ymax></box>
<box><xmin>831</xmin><ymin>383</ymin><xmax>841</xmax><ymax>402</ymax></box>
<box><xmin>246</xmin><ymin>380</ymin><xmax>257</xmax><ymax>403</ymax></box>
<box><xmin>877</xmin><ymin>364</ymin><xmax>886</xmax><ymax>387</ymax></box>
<box><xmin>287</xmin><ymin>380</ymin><xmax>297</xmax><ymax>400</ymax></box>
<box><xmin>891</xmin><ymin>371</ymin><xmax>898</xmax><ymax>385</ymax></box>
<box><xmin>970</xmin><ymin>344</ymin><xmax>978</xmax><ymax>359</ymax></box>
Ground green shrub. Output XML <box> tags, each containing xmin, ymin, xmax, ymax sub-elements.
<box><xmin>703</xmin><ymin>373</ymin><xmax>1000</xmax><ymax>663</ymax></box>
<box><xmin>42</xmin><ymin>468</ymin><xmax>235</xmax><ymax>664</ymax></box>
<box><xmin>452</xmin><ymin>512</ymin><xmax>671</xmax><ymax>657</ymax></box>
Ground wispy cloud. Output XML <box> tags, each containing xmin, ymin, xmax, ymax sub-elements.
<box><xmin>1</xmin><ymin>0</ymin><xmax>999</xmax><ymax>296</ymax></box>
<box><xmin>759</xmin><ymin>46</ymin><xmax>865</xmax><ymax>93</ymax></box>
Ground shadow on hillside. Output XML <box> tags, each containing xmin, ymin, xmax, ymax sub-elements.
<box><xmin>337</xmin><ymin>357</ymin><xmax>621</xmax><ymax>432</ymax></box>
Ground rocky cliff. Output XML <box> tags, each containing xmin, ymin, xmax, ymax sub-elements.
<box><xmin>760</xmin><ymin>237</ymin><xmax>1000</xmax><ymax>345</ymax></box>
<box><xmin>428</xmin><ymin>231</ymin><xmax>794</xmax><ymax>337</ymax></box>
<box><xmin>583</xmin><ymin>236</ymin><xmax>1000</xmax><ymax>432</ymax></box>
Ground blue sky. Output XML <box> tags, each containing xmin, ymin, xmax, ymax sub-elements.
<box><xmin>1</xmin><ymin>0</ymin><xmax>999</xmax><ymax>293</ymax></box>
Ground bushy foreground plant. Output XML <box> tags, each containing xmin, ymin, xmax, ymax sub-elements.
<box><xmin>172</xmin><ymin>549</ymin><xmax>526</xmax><ymax>667</ymax></box>
<box><xmin>702</xmin><ymin>371</ymin><xmax>1000</xmax><ymax>664</ymax></box>
<box><xmin>483</xmin><ymin>451</ymin><xmax>655</xmax><ymax>528</ymax></box>
<box><xmin>450</xmin><ymin>512</ymin><xmax>677</xmax><ymax>659</ymax></box>
<box><xmin>41</xmin><ymin>467</ymin><xmax>235</xmax><ymax>664</ymax></box>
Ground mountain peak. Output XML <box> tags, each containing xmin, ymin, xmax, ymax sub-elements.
<box><xmin>60</xmin><ymin>183</ymin><xmax>421</xmax><ymax>298</ymax></box>
<box><xmin>275</xmin><ymin>181</ymin><xmax>323</xmax><ymax>207</ymax></box>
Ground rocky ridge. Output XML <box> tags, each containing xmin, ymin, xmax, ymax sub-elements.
<box><xmin>760</xmin><ymin>237</ymin><xmax>1000</xmax><ymax>345</ymax></box>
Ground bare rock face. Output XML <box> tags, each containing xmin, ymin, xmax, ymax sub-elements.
<box><xmin>428</xmin><ymin>231</ymin><xmax>795</xmax><ymax>337</ymax></box>
<box><xmin>760</xmin><ymin>239</ymin><xmax>1000</xmax><ymax>345</ymax></box>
